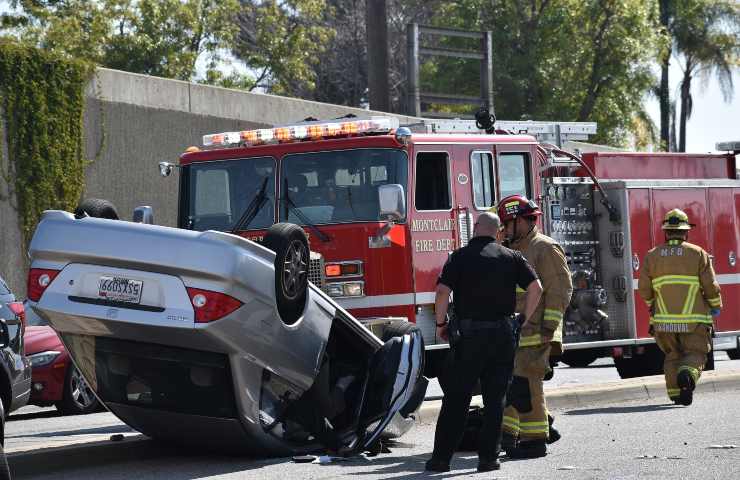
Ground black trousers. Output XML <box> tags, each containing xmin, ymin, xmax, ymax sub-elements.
<box><xmin>432</xmin><ymin>319</ymin><xmax>516</xmax><ymax>462</ymax></box>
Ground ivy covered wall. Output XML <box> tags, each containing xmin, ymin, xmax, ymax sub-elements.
<box><xmin>0</xmin><ymin>41</ymin><xmax>93</xmax><ymax>250</ymax></box>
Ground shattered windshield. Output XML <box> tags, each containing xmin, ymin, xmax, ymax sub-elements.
<box><xmin>281</xmin><ymin>148</ymin><xmax>408</xmax><ymax>225</ymax></box>
<box><xmin>184</xmin><ymin>157</ymin><xmax>276</xmax><ymax>231</ymax></box>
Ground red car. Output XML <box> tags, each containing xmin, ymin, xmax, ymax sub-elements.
<box><xmin>24</xmin><ymin>301</ymin><xmax>99</xmax><ymax>414</ymax></box>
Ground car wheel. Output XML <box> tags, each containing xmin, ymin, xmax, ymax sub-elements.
<box><xmin>262</xmin><ymin>223</ymin><xmax>309</xmax><ymax>325</ymax></box>
<box><xmin>74</xmin><ymin>198</ymin><xmax>120</xmax><ymax>220</ymax></box>
<box><xmin>56</xmin><ymin>367</ymin><xmax>100</xmax><ymax>415</ymax></box>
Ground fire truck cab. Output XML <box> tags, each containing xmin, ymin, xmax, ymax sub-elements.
<box><xmin>170</xmin><ymin>117</ymin><xmax>740</xmax><ymax>379</ymax></box>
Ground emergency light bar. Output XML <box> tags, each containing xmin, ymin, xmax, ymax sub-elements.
<box><xmin>202</xmin><ymin>116</ymin><xmax>400</xmax><ymax>147</ymax></box>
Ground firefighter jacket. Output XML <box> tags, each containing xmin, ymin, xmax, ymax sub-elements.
<box><xmin>638</xmin><ymin>239</ymin><xmax>722</xmax><ymax>333</ymax></box>
<box><xmin>510</xmin><ymin>226</ymin><xmax>573</xmax><ymax>349</ymax></box>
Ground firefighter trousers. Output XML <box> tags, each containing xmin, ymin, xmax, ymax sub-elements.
<box><xmin>431</xmin><ymin>322</ymin><xmax>516</xmax><ymax>463</ymax></box>
<box><xmin>654</xmin><ymin>324</ymin><xmax>711</xmax><ymax>400</ymax></box>
<box><xmin>502</xmin><ymin>344</ymin><xmax>551</xmax><ymax>443</ymax></box>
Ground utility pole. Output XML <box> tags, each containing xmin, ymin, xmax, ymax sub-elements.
<box><xmin>366</xmin><ymin>0</ymin><xmax>390</xmax><ymax>112</ymax></box>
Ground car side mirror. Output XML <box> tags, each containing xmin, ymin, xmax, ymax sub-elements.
<box><xmin>378</xmin><ymin>184</ymin><xmax>405</xmax><ymax>223</ymax></box>
<box><xmin>133</xmin><ymin>206</ymin><xmax>154</xmax><ymax>224</ymax></box>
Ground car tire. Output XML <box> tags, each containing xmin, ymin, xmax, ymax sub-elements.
<box><xmin>262</xmin><ymin>223</ymin><xmax>309</xmax><ymax>325</ymax></box>
<box><xmin>0</xmin><ymin>443</ymin><xmax>9</xmax><ymax>480</ymax></box>
<box><xmin>56</xmin><ymin>367</ymin><xmax>100</xmax><ymax>415</ymax></box>
<box><xmin>74</xmin><ymin>198</ymin><xmax>120</xmax><ymax>220</ymax></box>
<box><xmin>727</xmin><ymin>348</ymin><xmax>740</xmax><ymax>360</ymax></box>
<box><xmin>381</xmin><ymin>320</ymin><xmax>421</xmax><ymax>343</ymax></box>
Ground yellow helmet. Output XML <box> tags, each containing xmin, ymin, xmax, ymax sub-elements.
<box><xmin>661</xmin><ymin>208</ymin><xmax>693</xmax><ymax>230</ymax></box>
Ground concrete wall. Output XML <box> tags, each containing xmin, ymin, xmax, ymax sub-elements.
<box><xmin>0</xmin><ymin>68</ymin><xmax>419</xmax><ymax>296</ymax></box>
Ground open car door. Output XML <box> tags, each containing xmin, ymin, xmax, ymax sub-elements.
<box><xmin>355</xmin><ymin>326</ymin><xmax>427</xmax><ymax>450</ymax></box>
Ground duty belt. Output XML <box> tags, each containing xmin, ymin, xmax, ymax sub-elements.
<box><xmin>459</xmin><ymin>317</ymin><xmax>511</xmax><ymax>332</ymax></box>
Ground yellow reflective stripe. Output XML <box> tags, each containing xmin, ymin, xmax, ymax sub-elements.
<box><xmin>655</xmin><ymin>288</ymin><xmax>669</xmax><ymax>315</ymax></box>
<box><xmin>516</xmin><ymin>286</ymin><xmax>526</xmax><ymax>293</ymax></box>
<box><xmin>682</xmin><ymin>284</ymin><xmax>699</xmax><ymax>315</ymax></box>
<box><xmin>502</xmin><ymin>416</ymin><xmax>519</xmax><ymax>428</ymax></box>
<box><xmin>667</xmin><ymin>388</ymin><xmax>680</xmax><ymax>397</ymax></box>
<box><xmin>519</xmin><ymin>421</ymin><xmax>549</xmax><ymax>433</ymax></box>
<box><xmin>543</xmin><ymin>309</ymin><xmax>562</xmax><ymax>322</ymax></box>
<box><xmin>644</xmin><ymin>298</ymin><xmax>654</xmax><ymax>305</ymax></box>
<box><xmin>652</xmin><ymin>314</ymin><xmax>713</xmax><ymax>324</ymax></box>
<box><xmin>707</xmin><ymin>296</ymin><xmax>721</xmax><ymax>307</ymax></box>
<box><xmin>652</xmin><ymin>275</ymin><xmax>700</xmax><ymax>288</ymax></box>
<box><xmin>519</xmin><ymin>334</ymin><xmax>542</xmax><ymax>347</ymax></box>
<box><xmin>678</xmin><ymin>365</ymin><xmax>700</xmax><ymax>382</ymax></box>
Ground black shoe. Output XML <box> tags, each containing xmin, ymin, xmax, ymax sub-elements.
<box><xmin>507</xmin><ymin>441</ymin><xmax>547</xmax><ymax>459</ymax></box>
<box><xmin>501</xmin><ymin>433</ymin><xmax>518</xmax><ymax>453</ymax></box>
<box><xmin>477</xmin><ymin>459</ymin><xmax>501</xmax><ymax>472</ymax></box>
<box><xmin>425</xmin><ymin>458</ymin><xmax>450</xmax><ymax>472</ymax></box>
<box><xmin>677</xmin><ymin>370</ymin><xmax>695</xmax><ymax>406</ymax></box>
<box><xmin>547</xmin><ymin>414</ymin><xmax>561</xmax><ymax>444</ymax></box>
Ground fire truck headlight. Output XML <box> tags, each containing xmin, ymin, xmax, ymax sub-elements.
<box><xmin>325</xmin><ymin>281</ymin><xmax>364</xmax><ymax>298</ymax></box>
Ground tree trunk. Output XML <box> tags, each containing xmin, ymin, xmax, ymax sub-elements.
<box><xmin>659</xmin><ymin>0</ymin><xmax>671</xmax><ymax>151</ymax></box>
<box><xmin>678</xmin><ymin>71</ymin><xmax>691</xmax><ymax>152</ymax></box>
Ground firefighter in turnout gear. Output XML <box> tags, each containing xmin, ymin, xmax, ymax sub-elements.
<box><xmin>495</xmin><ymin>195</ymin><xmax>573</xmax><ymax>459</ymax></box>
<box><xmin>638</xmin><ymin>209</ymin><xmax>722</xmax><ymax>406</ymax></box>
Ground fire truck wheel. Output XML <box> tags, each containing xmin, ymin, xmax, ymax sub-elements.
<box><xmin>381</xmin><ymin>320</ymin><xmax>420</xmax><ymax>343</ymax></box>
<box><xmin>560</xmin><ymin>350</ymin><xmax>600</xmax><ymax>368</ymax></box>
<box><xmin>74</xmin><ymin>198</ymin><xmax>120</xmax><ymax>220</ymax></box>
<box><xmin>262</xmin><ymin>223</ymin><xmax>309</xmax><ymax>325</ymax></box>
<box><xmin>727</xmin><ymin>348</ymin><xmax>740</xmax><ymax>360</ymax></box>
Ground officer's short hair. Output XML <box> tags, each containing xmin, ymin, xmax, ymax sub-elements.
<box><xmin>475</xmin><ymin>212</ymin><xmax>501</xmax><ymax>234</ymax></box>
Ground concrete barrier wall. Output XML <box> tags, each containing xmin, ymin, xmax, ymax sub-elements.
<box><xmin>0</xmin><ymin>68</ymin><xmax>419</xmax><ymax>295</ymax></box>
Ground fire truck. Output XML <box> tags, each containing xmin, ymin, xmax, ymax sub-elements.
<box><xmin>160</xmin><ymin>115</ymin><xmax>740</xmax><ymax>379</ymax></box>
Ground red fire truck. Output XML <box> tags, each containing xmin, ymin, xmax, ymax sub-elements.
<box><xmin>162</xmin><ymin>116</ymin><xmax>739</xmax><ymax>379</ymax></box>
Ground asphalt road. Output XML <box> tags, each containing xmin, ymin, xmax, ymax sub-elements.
<box><xmin>13</xmin><ymin>386</ymin><xmax>740</xmax><ymax>479</ymax></box>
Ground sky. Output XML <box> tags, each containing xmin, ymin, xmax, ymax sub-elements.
<box><xmin>1</xmin><ymin>0</ymin><xmax>737</xmax><ymax>153</ymax></box>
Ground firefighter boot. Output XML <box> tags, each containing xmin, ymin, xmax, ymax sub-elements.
<box><xmin>507</xmin><ymin>439</ymin><xmax>547</xmax><ymax>459</ymax></box>
<box><xmin>501</xmin><ymin>432</ymin><xmax>518</xmax><ymax>454</ymax></box>
<box><xmin>677</xmin><ymin>369</ymin><xmax>696</xmax><ymax>406</ymax></box>
<box><xmin>547</xmin><ymin>414</ymin><xmax>561</xmax><ymax>444</ymax></box>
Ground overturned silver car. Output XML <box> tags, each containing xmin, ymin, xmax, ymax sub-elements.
<box><xmin>27</xmin><ymin>211</ymin><xmax>427</xmax><ymax>455</ymax></box>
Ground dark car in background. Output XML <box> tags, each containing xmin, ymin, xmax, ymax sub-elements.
<box><xmin>0</xmin><ymin>276</ymin><xmax>32</xmax><ymax>438</ymax></box>
<box><xmin>24</xmin><ymin>302</ymin><xmax>100</xmax><ymax>414</ymax></box>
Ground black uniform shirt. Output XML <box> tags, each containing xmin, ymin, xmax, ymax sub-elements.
<box><xmin>437</xmin><ymin>236</ymin><xmax>538</xmax><ymax>321</ymax></box>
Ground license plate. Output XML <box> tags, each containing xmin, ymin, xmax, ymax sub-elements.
<box><xmin>98</xmin><ymin>276</ymin><xmax>143</xmax><ymax>304</ymax></box>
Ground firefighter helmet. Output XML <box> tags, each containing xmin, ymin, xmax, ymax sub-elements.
<box><xmin>661</xmin><ymin>208</ymin><xmax>694</xmax><ymax>230</ymax></box>
<box><xmin>496</xmin><ymin>195</ymin><xmax>542</xmax><ymax>223</ymax></box>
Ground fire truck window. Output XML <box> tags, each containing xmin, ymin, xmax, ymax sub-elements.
<box><xmin>187</xmin><ymin>157</ymin><xmax>276</xmax><ymax>231</ymax></box>
<box><xmin>415</xmin><ymin>152</ymin><xmax>451</xmax><ymax>211</ymax></box>
<box><xmin>470</xmin><ymin>151</ymin><xmax>495</xmax><ymax>208</ymax></box>
<box><xmin>281</xmin><ymin>149</ymin><xmax>408</xmax><ymax>224</ymax></box>
<box><xmin>497</xmin><ymin>153</ymin><xmax>531</xmax><ymax>199</ymax></box>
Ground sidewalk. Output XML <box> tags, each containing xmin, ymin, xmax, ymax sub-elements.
<box><xmin>417</xmin><ymin>367</ymin><xmax>740</xmax><ymax>424</ymax></box>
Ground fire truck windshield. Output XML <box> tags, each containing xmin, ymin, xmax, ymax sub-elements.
<box><xmin>281</xmin><ymin>148</ymin><xmax>408</xmax><ymax>225</ymax></box>
<box><xmin>183</xmin><ymin>156</ymin><xmax>276</xmax><ymax>231</ymax></box>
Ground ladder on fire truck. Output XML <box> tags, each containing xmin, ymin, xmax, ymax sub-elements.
<box><xmin>421</xmin><ymin>118</ymin><xmax>597</xmax><ymax>148</ymax></box>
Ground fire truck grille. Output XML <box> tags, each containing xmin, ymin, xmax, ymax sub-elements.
<box><xmin>308</xmin><ymin>252</ymin><xmax>325</xmax><ymax>289</ymax></box>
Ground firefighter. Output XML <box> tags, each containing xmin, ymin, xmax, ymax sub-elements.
<box><xmin>637</xmin><ymin>209</ymin><xmax>722</xmax><ymax>406</ymax></box>
<box><xmin>495</xmin><ymin>195</ymin><xmax>573</xmax><ymax>459</ymax></box>
<box><xmin>425</xmin><ymin>212</ymin><xmax>542</xmax><ymax>473</ymax></box>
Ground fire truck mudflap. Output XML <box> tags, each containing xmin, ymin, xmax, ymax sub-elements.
<box><xmin>27</xmin><ymin>211</ymin><xmax>427</xmax><ymax>455</ymax></box>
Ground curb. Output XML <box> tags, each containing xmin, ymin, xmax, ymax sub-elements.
<box><xmin>417</xmin><ymin>368</ymin><xmax>740</xmax><ymax>424</ymax></box>
<box><xmin>7</xmin><ymin>435</ymin><xmax>170</xmax><ymax>478</ymax></box>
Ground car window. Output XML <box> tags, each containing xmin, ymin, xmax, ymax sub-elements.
<box><xmin>497</xmin><ymin>153</ymin><xmax>531</xmax><ymax>198</ymax></box>
<box><xmin>415</xmin><ymin>152</ymin><xmax>451</xmax><ymax>211</ymax></box>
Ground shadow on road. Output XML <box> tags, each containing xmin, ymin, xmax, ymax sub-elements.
<box><xmin>7</xmin><ymin>410</ymin><xmax>61</xmax><ymax>422</ymax></box>
<box><xmin>564</xmin><ymin>404</ymin><xmax>682</xmax><ymax>415</ymax></box>
<box><xmin>5</xmin><ymin>423</ymin><xmax>133</xmax><ymax>440</ymax></box>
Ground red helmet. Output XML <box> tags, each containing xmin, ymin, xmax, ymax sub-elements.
<box><xmin>496</xmin><ymin>194</ymin><xmax>542</xmax><ymax>223</ymax></box>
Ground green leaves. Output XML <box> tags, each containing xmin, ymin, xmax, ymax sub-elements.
<box><xmin>0</xmin><ymin>40</ymin><xmax>92</xmax><ymax>249</ymax></box>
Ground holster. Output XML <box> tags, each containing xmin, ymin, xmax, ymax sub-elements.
<box><xmin>447</xmin><ymin>312</ymin><xmax>462</xmax><ymax>347</ymax></box>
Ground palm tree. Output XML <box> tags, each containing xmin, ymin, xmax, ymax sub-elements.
<box><xmin>672</xmin><ymin>0</ymin><xmax>740</xmax><ymax>152</ymax></box>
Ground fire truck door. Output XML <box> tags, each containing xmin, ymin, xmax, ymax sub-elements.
<box><xmin>707</xmin><ymin>188</ymin><xmax>739</xmax><ymax>332</ymax></box>
<box><xmin>452</xmin><ymin>145</ymin><xmax>497</xmax><ymax>243</ymax></box>
<box><xmin>410</xmin><ymin>147</ymin><xmax>456</xmax><ymax>341</ymax></box>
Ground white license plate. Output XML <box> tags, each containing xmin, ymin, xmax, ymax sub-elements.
<box><xmin>98</xmin><ymin>276</ymin><xmax>143</xmax><ymax>304</ymax></box>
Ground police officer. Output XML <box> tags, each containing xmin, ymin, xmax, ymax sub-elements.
<box><xmin>638</xmin><ymin>209</ymin><xmax>722</xmax><ymax>406</ymax></box>
<box><xmin>496</xmin><ymin>195</ymin><xmax>573</xmax><ymax>459</ymax></box>
<box><xmin>425</xmin><ymin>212</ymin><xmax>543</xmax><ymax>473</ymax></box>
